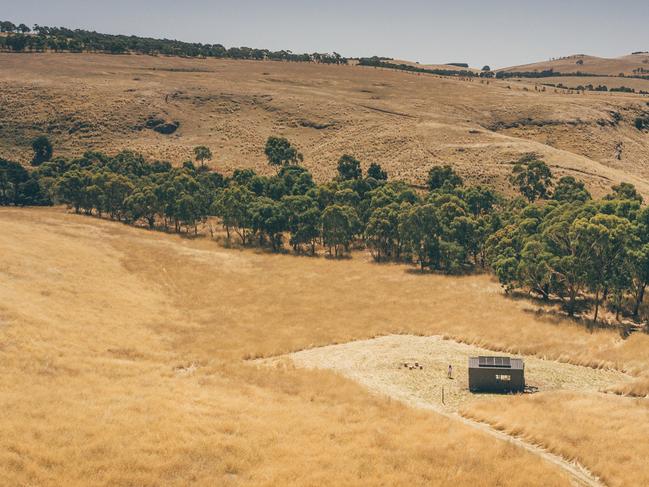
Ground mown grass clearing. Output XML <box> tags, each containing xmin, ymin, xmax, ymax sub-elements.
<box><xmin>262</xmin><ymin>334</ymin><xmax>631</xmax><ymax>413</ymax></box>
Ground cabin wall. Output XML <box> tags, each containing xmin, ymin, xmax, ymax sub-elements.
<box><xmin>468</xmin><ymin>368</ymin><xmax>524</xmax><ymax>392</ymax></box>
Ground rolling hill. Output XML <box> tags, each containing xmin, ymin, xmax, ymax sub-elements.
<box><xmin>4</xmin><ymin>38</ymin><xmax>649</xmax><ymax>487</ymax></box>
<box><xmin>4</xmin><ymin>206</ymin><xmax>649</xmax><ymax>486</ymax></box>
<box><xmin>1</xmin><ymin>52</ymin><xmax>648</xmax><ymax>197</ymax></box>
<box><xmin>500</xmin><ymin>52</ymin><xmax>649</xmax><ymax>77</ymax></box>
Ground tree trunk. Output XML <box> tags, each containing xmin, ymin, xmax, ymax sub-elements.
<box><xmin>633</xmin><ymin>283</ymin><xmax>646</xmax><ymax>318</ymax></box>
<box><xmin>593</xmin><ymin>289</ymin><xmax>600</xmax><ymax>322</ymax></box>
<box><xmin>541</xmin><ymin>283</ymin><xmax>550</xmax><ymax>301</ymax></box>
<box><xmin>567</xmin><ymin>287</ymin><xmax>577</xmax><ymax>316</ymax></box>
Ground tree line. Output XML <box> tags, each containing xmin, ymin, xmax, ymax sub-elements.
<box><xmin>543</xmin><ymin>82</ymin><xmax>649</xmax><ymax>96</ymax></box>
<box><xmin>497</xmin><ymin>69</ymin><xmax>649</xmax><ymax>82</ymax></box>
<box><xmin>358</xmin><ymin>57</ymin><xmax>480</xmax><ymax>78</ymax></box>
<box><xmin>2</xmin><ymin>135</ymin><xmax>649</xmax><ymax>326</ymax></box>
<box><xmin>0</xmin><ymin>20</ymin><xmax>347</xmax><ymax>64</ymax></box>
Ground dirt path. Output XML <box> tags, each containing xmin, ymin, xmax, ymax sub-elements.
<box><xmin>260</xmin><ymin>335</ymin><xmax>623</xmax><ymax>487</ymax></box>
<box><xmin>407</xmin><ymin>395</ymin><xmax>605</xmax><ymax>487</ymax></box>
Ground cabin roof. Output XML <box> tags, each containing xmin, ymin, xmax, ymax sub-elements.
<box><xmin>468</xmin><ymin>356</ymin><xmax>524</xmax><ymax>370</ymax></box>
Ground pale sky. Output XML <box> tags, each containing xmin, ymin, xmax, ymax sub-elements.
<box><xmin>1</xmin><ymin>0</ymin><xmax>648</xmax><ymax>68</ymax></box>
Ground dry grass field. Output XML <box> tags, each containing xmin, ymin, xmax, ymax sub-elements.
<box><xmin>2</xmin><ymin>206</ymin><xmax>649</xmax><ymax>486</ymax></box>
<box><xmin>1</xmin><ymin>53</ymin><xmax>649</xmax><ymax>196</ymax></box>
<box><xmin>3</xmin><ymin>51</ymin><xmax>649</xmax><ymax>487</ymax></box>
<box><xmin>462</xmin><ymin>392</ymin><xmax>649</xmax><ymax>487</ymax></box>
<box><xmin>273</xmin><ymin>334</ymin><xmax>649</xmax><ymax>486</ymax></box>
<box><xmin>502</xmin><ymin>53</ymin><xmax>649</xmax><ymax>77</ymax></box>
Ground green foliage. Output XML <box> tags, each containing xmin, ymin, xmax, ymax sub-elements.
<box><xmin>125</xmin><ymin>186</ymin><xmax>161</xmax><ymax>228</ymax></box>
<box><xmin>278</xmin><ymin>165</ymin><xmax>316</xmax><ymax>195</ymax></box>
<box><xmin>249</xmin><ymin>197</ymin><xmax>288</xmax><ymax>251</ymax></box>
<box><xmin>213</xmin><ymin>185</ymin><xmax>254</xmax><ymax>244</ymax></box>
<box><xmin>400</xmin><ymin>204</ymin><xmax>441</xmax><ymax>270</ymax></box>
<box><xmin>10</xmin><ymin>136</ymin><xmax>649</xmax><ymax>324</ymax></box>
<box><xmin>337</xmin><ymin>155</ymin><xmax>362</xmax><ymax>181</ymax></box>
<box><xmin>31</xmin><ymin>135</ymin><xmax>53</xmax><ymax>166</ymax></box>
<box><xmin>0</xmin><ymin>21</ymin><xmax>16</xmax><ymax>32</ymax></box>
<box><xmin>358</xmin><ymin>57</ymin><xmax>475</xmax><ymax>78</ymax></box>
<box><xmin>605</xmin><ymin>182</ymin><xmax>643</xmax><ymax>203</ymax></box>
<box><xmin>460</xmin><ymin>185</ymin><xmax>498</xmax><ymax>216</ymax></box>
<box><xmin>509</xmin><ymin>158</ymin><xmax>553</xmax><ymax>202</ymax></box>
<box><xmin>265</xmin><ymin>137</ymin><xmax>303</xmax><ymax>168</ymax></box>
<box><xmin>365</xmin><ymin>204</ymin><xmax>403</xmax><ymax>261</ymax></box>
<box><xmin>193</xmin><ymin>146</ymin><xmax>213</xmax><ymax>167</ymax></box>
<box><xmin>553</xmin><ymin>176</ymin><xmax>591</xmax><ymax>202</ymax></box>
<box><xmin>427</xmin><ymin>165</ymin><xmax>463</xmax><ymax>192</ymax></box>
<box><xmin>55</xmin><ymin>170</ymin><xmax>87</xmax><ymax>213</ymax></box>
<box><xmin>0</xmin><ymin>20</ymin><xmax>349</xmax><ymax>63</ymax></box>
<box><xmin>322</xmin><ymin>205</ymin><xmax>359</xmax><ymax>257</ymax></box>
<box><xmin>0</xmin><ymin>158</ymin><xmax>49</xmax><ymax>206</ymax></box>
<box><xmin>572</xmin><ymin>213</ymin><xmax>631</xmax><ymax>320</ymax></box>
<box><xmin>283</xmin><ymin>195</ymin><xmax>320</xmax><ymax>254</ymax></box>
<box><xmin>367</xmin><ymin>163</ymin><xmax>388</xmax><ymax>181</ymax></box>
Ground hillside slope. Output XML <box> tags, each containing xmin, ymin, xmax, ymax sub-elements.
<box><xmin>4</xmin><ymin>207</ymin><xmax>649</xmax><ymax>485</ymax></box>
<box><xmin>501</xmin><ymin>53</ymin><xmax>649</xmax><ymax>76</ymax></box>
<box><xmin>1</xmin><ymin>53</ymin><xmax>648</xmax><ymax>195</ymax></box>
<box><xmin>0</xmin><ymin>207</ymin><xmax>581</xmax><ymax>487</ymax></box>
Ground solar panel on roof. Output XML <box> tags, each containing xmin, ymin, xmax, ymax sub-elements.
<box><xmin>477</xmin><ymin>356</ymin><xmax>512</xmax><ymax>368</ymax></box>
<box><xmin>495</xmin><ymin>357</ymin><xmax>511</xmax><ymax>367</ymax></box>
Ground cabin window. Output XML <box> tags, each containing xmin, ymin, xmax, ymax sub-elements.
<box><xmin>496</xmin><ymin>374</ymin><xmax>511</xmax><ymax>381</ymax></box>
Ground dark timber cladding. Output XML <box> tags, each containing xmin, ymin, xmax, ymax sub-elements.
<box><xmin>468</xmin><ymin>356</ymin><xmax>525</xmax><ymax>392</ymax></box>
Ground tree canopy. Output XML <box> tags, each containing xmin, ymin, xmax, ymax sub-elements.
<box><xmin>0</xmin><ymin>19</ymin><xmax>349</xmax><ymax>64</ymax></box>
<box><xmin>5</xmin><ymin>140</ymin><xmax>649</xmax><ymax>326</ymax></box>
<box><xmin>31</xmin><ymin>136</ymin><xmax>53</xmax><ymax>166</ymax></box>
<box><xmin>509</xmin><ymin>157</ymin><xmax>553</xmax><ymax>202</ymax></box>
<box><xmin>264</xmin><ymin>137</ymin><xmax>303</xmax><ymax>168</ymax></box>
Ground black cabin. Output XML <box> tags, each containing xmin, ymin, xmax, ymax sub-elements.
<box><xmin>468</xmin><ymin>356</ymin><xmax>525</xmax><ymax>392</ymax></box>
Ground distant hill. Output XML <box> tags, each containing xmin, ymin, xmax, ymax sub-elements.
<box><xmin>500</xmin><ymin>53</ymin><xmax>649</xmax><ymax>77</ymax></box>
<box><xmin>387</xmin><ymin>59</ymin><xmax>479</xmax><ymax>73</ymax></box>
<box><xmin>2</xmin><ymin>52</ymin><xmax>649</xmax><ymax>198</ymax></box>
<box><xmin>0</xmin><ymin>19</ymin><xmax>347</xmax><ymax>64</ymax></box>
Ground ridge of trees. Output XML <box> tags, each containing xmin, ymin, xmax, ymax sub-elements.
<box><xmin>542</xmin><ymin>82</ymin><xmax>649</xmax><ymax>96</ymax></box>
<box><xmin>3</xmin><ymin>137</ymin><xmax>649</xmax><ymax>327</ymax></box>
<box><xmin>497</xmin><ymin>68</ymin><xmax>649</xmax><ymax>82</ymax></box>
<box><xmin>358</xmin><ymin>57</ymin><xmax>481</xmax><ymax>78</ymax></box>
<box><xmin>0</xmin><ymin>20</ymin><xmax>347</xmax><ymax>64</ymax></box>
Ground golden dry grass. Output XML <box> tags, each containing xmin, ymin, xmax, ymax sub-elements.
<box><xmin>280</xmin><ymin>334</ymin><xmax>648</xmax><ymax>486</ymax></box>
<box><xmin>1</xmin><ymin>206</ymin><xmax>585</xmax><ymax>487</ymax></box>
<box><xmin>462</xmin><ymin>391</ymin><xmax>649</xmax><ymax>487</ymax></box>
<box><xmin>1</xmin><ymin>53</ymin><xmax>649</xmax><ymax>196</ymax></box>
<box><xmin>502</xmin><ymin>53</ymin><xmax>649</xmax><ymax>76</ymax></box>
<box><xmin>2</xmin><ymin>207</ymin><xmax>649</xmax><ymax>485</ymax></box>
